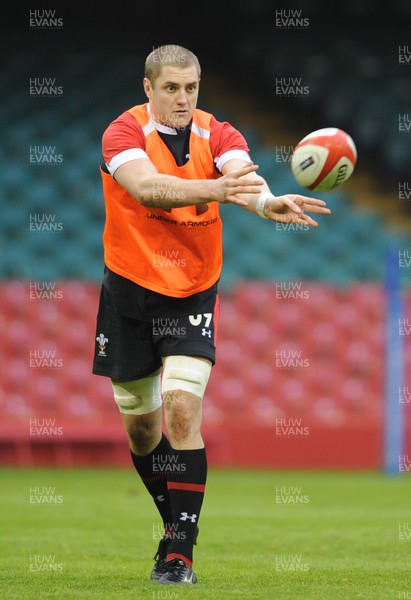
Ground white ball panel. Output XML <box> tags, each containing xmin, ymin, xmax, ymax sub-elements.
<box><xmin>291</xmin><ymin>144</ymin><xmax>329</xmax><ymax>188</ymax></box>
<box><xmin>311</xmin><ymin>157</ymin><xmax>355</xmax><ymax>192</ymax></box>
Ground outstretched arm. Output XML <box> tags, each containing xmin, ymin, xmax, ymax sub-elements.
<box><xmin>113</xmin><ymin>158</ymin><xmax>264</xmax><ymax>210</ymax></box>
<box><xmin>221</xmin><ymin>159</ymin><xmax>331</xmax><ymax>227</ymax></box>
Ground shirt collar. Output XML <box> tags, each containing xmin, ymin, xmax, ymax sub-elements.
<box><xmin>146</xmin><ymin>104</ymin><xmax>191</xmax><ymax>135</ymax></box>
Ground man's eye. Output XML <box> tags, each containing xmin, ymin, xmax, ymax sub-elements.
<box><xmin>167</xmin><ymin>86</ymin><xmax>175</xmax><ymax>92</ymax></box>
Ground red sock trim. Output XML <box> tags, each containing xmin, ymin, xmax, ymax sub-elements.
<box><xmin>167</xmin><ymin>482</ymin><xmax>206</xmax><ymax>492</ymax></box>
<box><xmin>166</xmin><ymin>553</ymin><xmax>192</xmax><ymax>568</ymax></box>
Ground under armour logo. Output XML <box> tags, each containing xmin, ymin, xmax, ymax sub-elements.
<box><xmin>156</xmin><ymin>495</ymin><xmax>165</xmax><ymax>502</ymax></box>
<box><xmin>202</xmin><ymin>328</ymin><xmax>211</xmax><ymax>338</ymax></box>
<box><xmin>180</xmin><ymin>512</ymin><xmax>197</xmax><ymax>523</ymax></box>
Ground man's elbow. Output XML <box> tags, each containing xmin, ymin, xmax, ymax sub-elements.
<box><xmin>117</xmin><ymin>178</ymin><xmax>153</xmax><ymax>206</ymax></box>
<box><xmin>135</xmin><ymin>190</ymin><xmax>153</xmax><ymax>207</ymax></box>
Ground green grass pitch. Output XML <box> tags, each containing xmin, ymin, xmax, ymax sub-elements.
<box><xmin>0</xmin><ymin>467</ymin><xmax>410</xmax><ymax>599</ymax></box>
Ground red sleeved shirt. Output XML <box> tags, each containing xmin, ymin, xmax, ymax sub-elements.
<box><xmin>102</xmin><ymin>109</ymin><xmax>251</xmax><ymax>174</ymax></box>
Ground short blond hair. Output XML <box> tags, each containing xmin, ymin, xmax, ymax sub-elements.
<box><xmin>145</xmin><ymin>45</ymin><xmax>201</xmax><ymax>83</ymax></box>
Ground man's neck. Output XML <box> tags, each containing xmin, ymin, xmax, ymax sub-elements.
<box><xmin>147</xmin><ymin>103</ymin><xmax>191</xmax><ymax>135</ymax></box>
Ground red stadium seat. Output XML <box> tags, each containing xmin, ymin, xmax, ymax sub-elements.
<box><xmin>304</xmin><ymin>283</ymin><xmax>339</xmax><ymax>319</ymax></box>
<box><xmin>311</xmin><ymin>396</ymin><xmax>348</xmax><ymax>427</ymax></box>
<box><xmin>58</xmin><ymin>319</ymin><xmax>95</xmax><ymax>359</ymax></box>
<box><xmin>232</xmin><ymin>282</ymin><xmax>276</xmax><ymax>320</ymax></box>
<box><xmin>271</xmin><ymin>301</ymin><xmax>305</xmax><ymax>339</ymax></box>
<box><xmin>0</xmin><ymin>280</ymin><xmax>390</xmax><ymax>467</ymax></box>
<box><xmin>242</xmin><ymin>360</ymin><xmax>276</xmax><ymax>396</ymax></box>
<box><xmin>309</xmin><ymin>320</ymin><xmax>339</xmax><ymax>359</ymax></box>
<box><xmin>347</xmin><ymin>284</ymin><xmax>385</xmax><ymax>320</ymax></box>
<box><xmin>3</xmin><ymin>358</ymin><xmax>31</xmax><ymax>394</ymax></box>
<box><xmin>60</xmin><ymin>281</ymin><xmax>100</xmax><ymax>320</ymax></box>
<box><xmin>242</xmin><ymin>319</ymin><xmax>272</xmax><ymax>358</ymax></box>
<box><xmin>251</xmin><ymin>394</ymin><xmax>285</xmax><ymax>422</ymax></box>
<box><xmin>343</xmin><ymin>339</ymin><xmax>382</xmax><ymax>378</ymax></box>
<box><xmin>214</xmin><ymin>376</ymin><xmax>247</xmax><ymax>413</ymax></box>
<box><xmin>333</xmin><ymin>302</ymin><xmax>363</xmax><ymax>336</ymax></box>
<box><xmin>1</xmin><ymin>281</ymin><xmax>29</xmax><ymax>319</ymax></box>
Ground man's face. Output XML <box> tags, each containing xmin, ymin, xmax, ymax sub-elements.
<box><xmin>144</xmin><ymin>65</ymin><xmax>200</xmax><ymax>129</ymax></box>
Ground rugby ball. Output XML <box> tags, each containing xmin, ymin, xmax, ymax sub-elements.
<box><xmin>291</xmin><ymin>127</ymin><xmax>357</xmax><ymax>192</ymax></box>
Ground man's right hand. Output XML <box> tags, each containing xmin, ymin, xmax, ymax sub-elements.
<box><xmin>211</xmin><ymin>162</ymin><xmax>264</xmax><ymax>206</ymax></box>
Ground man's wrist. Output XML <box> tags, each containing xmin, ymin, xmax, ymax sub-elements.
<box><xmin>256</xmin><ymin>191</ymin><xmax>275</xmax><ymax>219</ymax></box>
<box><xmin>199</xmin><ymin>179</ymin><xmax>215</xmax><ymax>203</ymax></box>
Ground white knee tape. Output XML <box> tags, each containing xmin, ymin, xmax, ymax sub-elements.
<box><xmin>161</xmin><ymin>355</ymin><xmax>212</xmax><ymax>400</ymax></box>
<box><xmin>112</xmin><ymin>369</ymin><xmax>162</xmax><ymax>415</ymax></box>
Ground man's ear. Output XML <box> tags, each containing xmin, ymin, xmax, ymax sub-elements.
<box><xmin>143</xmin><ymin>77</ymin><xmax>152</xmax><ymax>100</ymax></box>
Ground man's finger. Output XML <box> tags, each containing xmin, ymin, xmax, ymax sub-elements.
<box><xmin>272</xmin><ymin>194</ymin><xmax>331</xmax><ymax>215</ymax></box>
<box><xmin>227</xmin><ymin>195</ymin><xmax>249</xmax><ymax>206</ymax></box>
<box><xmin>299</xmin><ymin>214</ymin><xmax>318</xmax><ymax>226</ymax></box>
<box><xmin>232</xmin><ymin>163</ymin><xmax>259</xmax><ymax>178</ymax></box>
<box><xmin>231</xmin><ymin>186</ymin><xmax>263</xmax><ymax>195</ymax></box>
<box><xmin>286</xmin><ymin>194</ymin><xmax>331</xmax><ymax>214</ymax></box>
<box><xmin>271</xmin><ymin>213</ymin><xmax>319</xmax><ymax>227</ymax></box>
<box><xmin>231</xmin><ymin>178</ymin><xmax>263</xmax><ymax>187</ymax></box>
<box><xmin>280</xmin><ymin>195</ymin><xmax>302</xmax><ymax>213</ymax></box>
<box><xmin>303</xmin><ymin>204</ymin><xmax>332</xmax><ymax>214</ymax></box>
<box><xmin>292</xmin><ymin>195</ymin><xmax>329</xmax><ymax>207</ymax></box>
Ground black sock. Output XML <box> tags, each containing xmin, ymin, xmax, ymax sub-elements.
<box><xmin>166</xmin><ymin>447</ymin><xmax>207</xmax><ymax>567</ymax></box>
<box><xmin>130</xmin><ymin>433</ymin><xmax>173</xmax><ymax>531</ymax></box>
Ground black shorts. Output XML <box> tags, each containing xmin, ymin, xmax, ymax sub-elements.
<box><xmin>92</xmin><ymin>268</ymin><xmax>219</xmax><ymax>382</ymax></box>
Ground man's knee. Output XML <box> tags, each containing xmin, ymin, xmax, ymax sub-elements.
<box><xmin>112</xmin><ymin>368</ymin><xmax>161</xmax><ymax>415</ymax></box>
<box><xmin>111</xmin><ymin>370</ymin><xmax>162</xmax><ymax>454</ymax></box>
<box><xmin>161</xmin><ymin>355</ymin><xmax>212</xmax><ymax>400</ymax></box>
<box><xmin>161</xmin><ymin>356</ymin><xmax>211</xmax><ymax>445</ymax></box>
<box><xmin>123</xmin><ymin>412</ymin><xmax>160</xmax><ymax>454</ymax></box>
<box><xmin>164</xmin><ymin>393</ymin><xmax>201</xmax><ymax>443</ymax></box>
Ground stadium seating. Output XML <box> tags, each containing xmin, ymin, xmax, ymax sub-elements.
<box><xmin>1</xmin><ymin>280</ymin><xmax>409</xmax><ymax>467</ymax></box>
<box><xmin>1</xmin><ymin>26</ymin><xmax>410</xmax><ymax>468</ymax></box>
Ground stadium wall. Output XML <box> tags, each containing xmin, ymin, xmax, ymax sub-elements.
<box><xmin>1</xmin><ymin>281</ymin><xmax>410</xmax><ymax>470</ymax></box>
